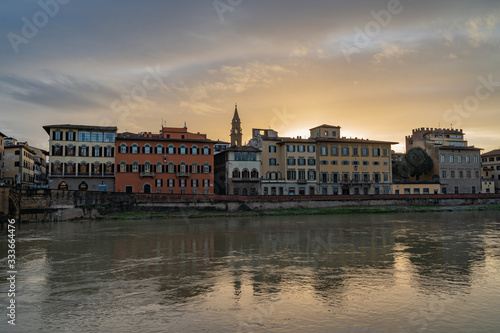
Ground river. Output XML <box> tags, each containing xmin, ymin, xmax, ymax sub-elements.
<box><xmin>1</xmin><ymin>211</ymin><xmax>499</xmax><ymax>332</ymax></box>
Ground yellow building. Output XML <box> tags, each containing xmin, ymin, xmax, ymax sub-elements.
<box><xmin>481</xmin><ymin>149</ymin><xmax>500</xmax><ymax>193</ymax></box>
<box><xmin>43</xmin><ymin>124</ymin><xmax>117</xmax><ymax>191</ymax></box>
<box><xmin>3</xmin><ymin>144</ymin><xmax>36</xmax><ymax>187</ymax></box>
<box><xmin>392</xmin><ymin>182</ymin><xmax>440</xmax><ymax>195</ymax></box>
<box><xmin>251</xmin><ymin>125</ymin><xmax>397</xmax><ymax>195</ymax></box>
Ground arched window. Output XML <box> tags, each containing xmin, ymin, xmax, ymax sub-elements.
<box><xmin>65</xmin><ymin>162</ymin><xmax>75</xmax><ymax>175</ymax></box>
<box><xmin>167</xmin><ymin>144</ymin><xmax>175</xmax><ymax>154</ymax></box>
<box><xmin>191</xmin><ymin>145</ymin><xmax>199</xmax><ymax>155</ymax></box>
<box><xmin>131</xmin><ymin>144</ymin><xmax>139</xmax><ymax>154</ymax></box>
<box><xmin>167</xmin><ymin>162</ymin><xmax>175</xmax><ymax>173</ymax></box>
<box><xmin>242</xmin><ymin>169</ymin><xmax>250</xmax><ymax>179</ymax></box>
<box><xmin>202</xmin><ymin>145</ymin><xmax>210</xmax><ymax>155</ymax></box>
<box><xmin>105</xmin><ymin>145</ymin><xmax>114</xmax><ymax>157</ymax></box>
<box><xmin>156</xmin><ymin>144</ymin><xmax>164</xmax><ymax>154</ymax></box>
<box><xmin>144</xmin><ymin>144</ymin><xmax>152</xmax><ymax>154</ymax></box>
<box><xmin>132</xmin><ymin>161</ymin><xmax>139</xmax><ymax>173</ymax></box>
<box><xmin>105</xmin><ymin>163</ymin><xmax>113</xmax><ymax>174</ymax></box>
<box><xmin>203</xmin><ymin>163</ymin><xmax>210</xmax><ymax>173</ymax></box>
<box><xmin>251</xmin><ymin>169</ymin><xmax>259</xmax><ymax>179</ymax></box>
<box><xmin>144</xmin><ymin>162</ymin><xmax>151</xmax><ymax>173</ymax></box>
<box><xmin>52</xmin><ymin>161</ymin><xmax>62</xmax><ymax>175</ymax></box>
<box><xmin>93</xmin><ymin>146</ymin><xmax>102</xmax><ymax>157</ymax></box>
<box><xmin>52</xmin><ymin>144</ymin><xmax>62</xmax><ymax>156</ymax></box>
<box><xmin>191</xmin><ymin>163</ymin><xmax>198</xmax><ymax>173</ymax></box>
<box><xmin>119</xmin><ymin>162</ymin><xmax>127</xmax><ymax>173</ymax></box>
<box><xmin>179</xmin><ymin>162</ymin><xmax>187</xmax><ymax>173</ymax></box>
<box><xmin>79</xmin><ymin>145</ymin><xmax>88</xmax><ymax>157</ymax></box>
<box><xmin>79</xmin><ymin>162</ymin><xmax>88</xmax><ymax>174</ymax></box>
<box><xmin>156</xmin><ymin>162</ymin><xmax>162</xmax><ymax>173</ymax></box>
<box><xmin>179</xmin><ymin>145</ymin><xmax>187</xmax><ymax>155</ymax></box>
<box><xmin>65</xmin><ymin>144</ymin><xmax>75</xmax><ymax>156</ymax></box>
<box><xmin>92</xmin><ymin>162</ymin><xmax>101</xmax><ymax>175</ymax></box>
<box><xmin>233</xmin><ymin>169</ymin><xmax>240</xmax><ymax>178</ymax></box>
<box><xmin>119</xmin><ymin>143</ymin><xmax>127</xmax><ymax>154</ymax></box>
<box><xmin>58</xmin><ymin>181</ymin><xmax>68</xmax><ymax>190</ymax></box>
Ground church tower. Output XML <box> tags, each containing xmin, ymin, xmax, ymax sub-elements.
<box><xmin>230</xmin><ymin>104</ymin><xmax>242</xmax><ymax>147</ymax></box>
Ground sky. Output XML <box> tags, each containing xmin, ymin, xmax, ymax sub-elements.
<box><xmin>0</xmin><ymin>0</ymin><xmax>499</xmax><ymax>153</ymax></box>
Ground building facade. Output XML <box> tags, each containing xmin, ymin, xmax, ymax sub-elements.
<box><xmin>115</xmin><ymin>126</ymin><xmax>215</xmax><ymax>194</ymax></box>
<box><xmin>252</xmin><ymin>125</ymin><xmax>396</xmax><ymax>195</ymax></box>
<box><xmin>3</xmin><ymin>145</ymin><xmax>36</xmax><ymax>187</ymax></box>
<box><xmin>214</xmin><ymin>146</ymin><xmax>261</xmax><ymax>195</ymax></box>
<box><xmin>30</xmin><ymin>146</ymin><xmax>48</xmax><ymax>187</ymax></box>
<box><xmin>481</xmin><ymin>149</ymin><xmax>500</xmax><ymax>193</ymax></box>
<box><xmin>43</xmin><ymin>124</ymin><xmax>117</xmax><ymax>191</ymax></box>
<box><xmin>406</xmin><ymin>127</ymin><xmax>481</xmax><ymax>194</ymax></box>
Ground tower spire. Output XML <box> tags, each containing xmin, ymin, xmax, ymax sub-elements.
<box><xmin>230</xmin><ymin>103</ymin><xmax>242</xmax><ymax>147</ymax></box>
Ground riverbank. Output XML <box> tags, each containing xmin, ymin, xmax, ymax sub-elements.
<box><xmin>103</xmin><ymin>204</ymin><xmax>500</xmax><ymax>221</ymax></box>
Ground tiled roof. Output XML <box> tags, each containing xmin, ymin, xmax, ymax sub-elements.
<box><xmin>482</xmin><ymin>149</ymin><xmax>500</xmax><ymax>157</ymax></box>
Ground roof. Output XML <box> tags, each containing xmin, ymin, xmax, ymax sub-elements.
<box><xmin>438</xmin><ymin>146</ymin><xmax>482</xmax><ymax>151</ymax></box>
<box><xmin>482</xmin><ymin>149</ymin><xmax>500</xmax><ymax>157</ymax></box>
<box><xmin>214</xmin><ymin>140</ymin><xmax>230</xmax><ymax>145</ymax></box>
<box><xmin>314</xmin><ymin>138</ymin><xmax>398</xmax><ymax>145</ymax></box>
<box><xmin>116</xmin><ymin>132</ymin><xmax>215</xmax><ymax>143</ymax></box>
<box><xmin>224</xmin><ymin>146</ymin><xmax>261</xmax><ymax>152</ymax></box>
<box><xmin>43</xmin><ymin>124</ymin><xmax>118</xmax><ymax>135</ymax></box>
<box><xmin>0</xmin><ymin>132</ymin><xmax>6</xmax><ymax>138</ymax></box>
<box><xmin>5</xmin><ymin>144</ymin><xmax>36</xmax><ymax>155</ymax></box>
<box><xmin>309</xmin><ymin>124</ymin><xmax>341</xmax><ymax>130</ymax></box>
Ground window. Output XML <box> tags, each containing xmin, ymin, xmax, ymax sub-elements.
<box><xmin>466</xmin><ymin>171</ymin><xmax>471</xmax><ymax>178</ymax></box>
<box><xmin>203</xmin><ymin>179</ymin><xmax>210</xmax><ymax>187</ymax></box>
<box><xmin>414</xmin><ymin>188</ymin><xmax>420</xmax><ymax>194</ymax></box>
<box><xmin>466</xmin><ymin>156</ymin><xmax>470</xmax><ymax>163</ymax></box>
<box><xmin>67</xmin><ymin>131</ymin><xmax>75</xmax><ymax>141</ymax></box>
<box><xmin>342</xmin><ymin>161</ymin><xmax>349</xmax><ymax>165</ymax></box>
<box><xmin>332</xmin><ymin>173</ymin><xmax>339</xmax><ymax>183</ymax></box>
<box><xmin>269</xmin><ymin>158</ymin><xmax>277</xmax><ymax>166</ymax></box>
<box><xmin>454</xmin><ymin>186</ymin><xmax>459</xmax><ymax>194</ymax></box>
<box><xmin>132</xmin><ymin>162</ymin><xmax>139</xmax><ymax>173</ymax></box>
<box><xmin>179</xmin><ymin>145</ymin><xmax>187</xmax><ymax>154</ymax></box>
<box><xmin>383</xmin><ymin>173</ymin><xmax>389</xmax><ymax>182</ymax></box>
<box><xmin>91</xmin><ymin>132</ymin><xmax>103</xmax><ymax>142</ymax></box>
<box><xmin>93</xmin><ymin>146</ymin><xmax>101</xmax><ymax>157</ymax></box>
<box><xmin>373</xmin><ymin>148</ymin><xmax>380</xmax><ymax>157</ymax></box>
<box><xmin>320</xmin><ymin>160</ymin><xmax>328</xmax><ymax>165</ymax></box>
<box><xmin>441</xmin><ymin>155</ymin><xmax>445</xmax><ymax>163</ymax></box>
<box><xmin>191</xmin><ymin>146</ymin><xmax>198</xmax><ymax>155</ymax></box>
<box><xmin>298</xmin><ymin>145</ymin><xmax>305</xmax><ymax>152</ymax></box>
<box><xmin>287</xmin><ymin>158</ymin><xmax>296</xmax><ymax>166</ymax></box>
<box><xmin>78</xmin><ymin>131</ymin><xmax>90</xmax><ymax>142</ymax></box>
<box><xmin>156</xmin><ymin>179</ymin><xmax>163</xmax><ymax>187</ymax></box>
<box><xmin>308</xmin><ymin>159</ymin><xmax>315</xmax><ymax>166</ymax></box>
<box><xmin>269</xmin><ymin>145</ymin><xmax>277</xmax><ymax>153</ymax></box>
<box><xmin>287</xmin><ymin>170</ymin><xmax>296</xmax><ymax>180</ymax></box>
<box><xmin>144</xmin><ymin>145</ymin><xmax>151</xmax><ymax>154</ymax></box>
<box><xmin>320</xmin><ymin>146</ymin><xmax>328</xmax><ymax>156</ymax></box>
<box><xmin>459</xmin><ymin>171</ymin><xmax>463</xmax><ymax>178</ymax></box>
<box><xmin>442</xmin><ymin>170</ymin><xmax>447</xmax><ymax>178</ymax></box>
<box><xmin>53</xmin><ymin>130</ymin><xmax>62</xmax><ymax>140</ymax></box>
<box><xmin>362</xmin><ymin>147</ymin><xmax>369</xmax><ymax>156</ymax></box>
<box><xmin>105</xmin><ymin>147</ymin><xmax>113</xmax><ymax>157</ymax></box>
<box><xmin>103</xmin><ymin>132</ymin><xmax>115</xmax><ymax>143</ymax></box>
<box><xmin>179</xmin><ymin>179</ymin><xmax>186</xmax><ymax>187</ymax></box>
<box><xmin>119</xmin><ymin>144</ymin><xmax>127</xmax><ymax>154</ymax></box>
<box><xmin>233</xmin><ymin>169</ymin><xmax>241</xmax><ymax>178</ymax></box>
<box><xmin>331</xmin><ymin>146</ymin><xmax>338</xmax><ymax>156</ymax></box>
<box><xmin>168</xmin><ymin>179</ymin><xmax>175</xmax><ymax>187</ymax></box>
<box><xmin>131</xmin><ymin>145</ymin><xmax>139</xmax><ymax>154</ymax></box>
<box><xmin>168</xmin><ymin>163</ymin><xmax>175</xmax><ymax>173</ymax></box>
<box><xmin>203</xmin><ymin>163</ymin><xmax>210</xmax><ymax>173</ymax></box>
<box><xmin>287</xmin><ymin>145</ymin><xmax>296</xmax><ymax>152</ymax></box>
<box><xmin>352</xmin><ymin>147</ymin><xmax>359</xmax><ymax>156</ymax></box>
<box><xmin>342</xmin><ymin>147</ymin><xmax>349</xmax><ymax>156</ymax></box>
<box><xmin>450</xmin><ymin>155</ymin><xmax>454</xmax><ymax>163</ymax></box>
<box><xmin>458</xmin><ymin>156</ymin><xmax>462</xmax><ymax>163</ymax></box>
<box><xmin>120</xmin><ymin>163</ymin><xmax>126</xmax><ymax>173</ymax></box>
<box><xmin>191</xmin><ymin>164</ymin><xmax>198</xmax><ymax>174</ymax></box>
<box><xmin>251</xmin><ymin>169</ymin><xmax>259</xmax><ymax>178</ymax></box>
<box><xmin>298</xmin><ymin>158</ymin><xmax>306</xmax><ymax>166</ymax></box>
<box><xmin>373</xmin><ymin>161</ymin><xmax>380</xmax><ymax>165</ymax></box>
<box><xmin>308</xmin><ymin>170</ymin><xmax>316</xmax><ymax>181</ymax></box>
<box><xmin>450</xmin><ymin>171</ymin><xmax>455</xmax><ymax>178</ymax></box>
<box><xmin>52</xmin><ymin>145</ymin><xmax>62</xmax><ymax>156</ymax></box>
<box><xmin>156</xmin><ymin>163</ymin><xmax>163</xmax><ymax>173</ymax></box>
<box><xmin>202</xmin><ymin>146</ymin><xmax>210</xmax><ymax>155</ymax></box>
<box><xmin>474</xmin><ymin>156</ymin><xmax>479</xmax><ymax>164</ymax></box>
<box><xmin>156</xmin><ymin>145</ymin><xmax>163</xmax><ymax>154</ymax></box>
<box><xmin>192</xmin><ymin>179</ymin><xmax>199</xmax><ymax>187</ymax></box>
<box><xmin>331</xmin><ymin>160</ymin><xmax>338</xmax><ymax>165</ymax></box>
<box><xmin>307</xmin><ymin>146</ymin><xmax>315</xmax><ymax>153</ymax></box>
<box><xmin>383</xmin><ymin>148</ymin><xmax>388</xmax><ymax>157</ymax></box>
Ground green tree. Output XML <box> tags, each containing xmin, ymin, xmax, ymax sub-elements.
<box><xmin>403</xmin><ymin>147</ymin><xmax>434</xmax><ymax>181</ymax></box>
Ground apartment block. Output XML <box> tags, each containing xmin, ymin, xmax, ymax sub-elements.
<box><xmin>214</xmin><ymin>146</ymin><xmax>261</xmax><ymax>195</ymax></box>
<box><xmin>481</xmin><ymin>149</ymin><xmax>500</xmax><ymax>193</ymax></box>
<box><xmin>115</xmin><ymin>126</ymin><xmax>214</xmax><ymax>194</ymax></box>
<box><xmin>3</xmin><ymin>144</ymin><xmax>36</xmax><ymax>187</ymax></box>
<box><xmin>43</xmin><ymin>124</ymin><xmax>118</xmax><ymax>191</ymax></box>
<box><xmin>406</xmin><ymin>127</ymin><xmax>481</xmax><ymax>194</ymax></box>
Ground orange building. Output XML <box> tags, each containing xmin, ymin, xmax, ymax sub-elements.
<box><xmin>115</xmin><ymin>126</ymin><xmax>215</xmax><ymax>194</ymax></box>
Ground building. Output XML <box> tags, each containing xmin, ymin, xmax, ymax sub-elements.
<box><xmin>481</xmin><ymin>149</ymin><xmax>500</xmax><ymax>193</ymax></box>
<box><xmin>406</xmin><ymin>127</ymin><xmax>482</xmax><ymax>194</ymax></box>
<box><xmin>214</xmin><ymin>146</ymin><xmax>261</xmax><ymax>195</ymax></box>
<box><xmin>251</xmin><ymin>125</ymin><xmax>397</xmax><ymax>195</ymax></box>
<box><xmin>312</xmin><ymin>125</ymin><xmax>396</xmax><ymax>195</ymax></box>
<box><xmin>230</xmin><ymin>104</ymin><xmax>242</xmax><ymax>147</ymax></box>
<box><xmin>214</xmin><ymin>140</ymin><xmax>231</xmax><ymax>155</ymax></box>
<box><xmin>3</xmin><ymin>144</ymin><xmax>36</xmax><ymax>187</ymax></box>
<box><xmin>0</xmin><ymin>132</ymin><xmax>5</xmax><ymax>182</ymax></box>
<box><xmin>29</xmin><ymin>146</ymin><xmax>49</xmax><ymax>188</ymax></box>
<box><xmin>115</xmin><ymin>126</ymin><xmax>215</xmax><ymax>194</ymax></box>
<box><xmin>43</xmin><ymin>124</ymin><xmax>118</xmax><ymax>191</ymax></box>
<box><xmin>392</xmin><ymin>182</ymin><xmax>440</xmax><ymax>195</ymax></box>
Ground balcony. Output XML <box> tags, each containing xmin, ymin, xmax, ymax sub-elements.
<box><xmin>140</xmin><ymin>172</ymin><xmax>155</xmax><ymax>178</ymax></box>
<box><xmin>176</xmin><ymin>172</ymin><xmax>190</xmax><ymax>178</ymax></box>
<box><xmin>297</xmin><ymin>179</ymin><xmax>307</xmax><ymax>184</ymax></box>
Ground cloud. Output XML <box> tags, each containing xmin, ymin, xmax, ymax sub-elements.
<box><xmin>372</xmin><ymin>43</ymin><xmax>415</xmax><ymax>64</ymax></box>
<box><xmin>465</xmin><ymin>13</ymin><xmax>499</xmax><ymax>47</ymax></box>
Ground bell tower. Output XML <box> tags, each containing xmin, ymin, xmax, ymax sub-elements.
<box><xmin>230</xmin><ymin>104</ymin><xmax>242</xmax><ymax>147</ymax></box>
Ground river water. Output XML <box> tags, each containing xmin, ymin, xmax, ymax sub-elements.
<box><xmin>1</xmin><ymin>211</ymin><xmax>500</xmax><ymax>333</ymax></box>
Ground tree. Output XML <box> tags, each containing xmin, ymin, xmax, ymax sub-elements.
<box><xmin>402</xmin><ymin>147</ymin><xmax>434</xmax><ymax>181</ymax></box>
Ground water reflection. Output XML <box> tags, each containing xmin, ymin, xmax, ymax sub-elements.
<box><xmin>1</xmin><ymin>211</ymin><xmax>499</xmax><ymax>332</ymax></box>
